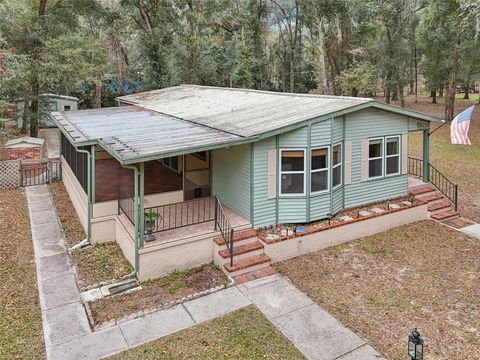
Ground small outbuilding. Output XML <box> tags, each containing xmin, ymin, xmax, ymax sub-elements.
<box><xmin>5</xmin><ymin>136</ymin><xmax>45</xmax><ymax>160</ymax></box>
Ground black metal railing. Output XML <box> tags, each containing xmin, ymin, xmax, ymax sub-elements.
<box><xmin>214</xmin><ymin>197</ymin><xmax>235</xmax><ymax>267</ymax></box>
<box><xmin>408</xmin><ymin>157</ymin><xmax>458</xmax><ymax>212</ymax></box>
<box><xmin>118</xmin><ymin>188</ymin><xmax>135</xmax><ymax>224</ymax></box>
<box><xmin>144</xmin><ymin>196</ymin><xmax>216</xmax><ymax>233</ymax></box>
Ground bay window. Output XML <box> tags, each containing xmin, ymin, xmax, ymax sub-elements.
<box><xmin>280</xmin><ymin>149</ymin><xmax>305</xmax><ymax>195</ymax></box>
<box><xmin>311</xmin><ymin>147</ymin><xmax>329</xmax><ymax>193</ymax></box>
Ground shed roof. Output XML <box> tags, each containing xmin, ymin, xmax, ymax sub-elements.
<box><xmin>5</xmin><ymin>136</ymin><xmax>44</xmax><ymax>148</ymax></box>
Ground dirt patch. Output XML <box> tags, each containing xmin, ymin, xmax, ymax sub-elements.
<box><xmin>48</xmin><ymin>182</ymin><xmax>85</xmax><ymax>246</ymax></box>
<box><xmin>443</xmin><ymin>217</ymin><xmax>475</xmax><ymax>229</ymax></box>
<box><xmin>72</xmin><ymin>243</ymin><xmax>133</xmax><ymax>289</ymax></box>
<box><xmin>90</xmin><ymin>263</ymin><xmax>227</xmax><ymax>326</ymax></box>
<box><xmin>0</xmin><ymin>189</ymin><xmax>45</xmax><ymax>359</ymax></box>
<box><xmin>108</xmin><ymin>305</ymin><xmax>305</xmax><ymax>360</ymax></box>
<box><xmin>275</xmin><ymin>220</ymin><xmax>480</xmax><ymax>360</ymax></box>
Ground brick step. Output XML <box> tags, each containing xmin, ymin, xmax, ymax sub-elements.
<box><xmin>416</xmin><ymin>193</ymin><xmax>443</xmax><ymax>203</ymax></box>
<box><xmin>233</xmin><ymin>266</ymin><xmax>277</xmax><ymax>285</ymax></box>
<box><xmin>431</xmin><ymin>209</ymin><xmax>459</xmax><ymax>221</ymax></box>
<box><xmin>409</xmin><ymin>185</ymin><xmax>436</xmax><ymax>196</ymax></box>
<box><xmin>224</xmin><ymin>254</ymin><xmax>271</xmax><ymax>274</ymax></box>
<box><xmin>428</xmin><ymin>200</ymin><xmax>452</xmax><ymax>212</ymax></box>
<box><xmin>218</xmin><ymin>241</ymin><xmax>264</xmax><ymax>259</ymax></box>
<box><xmin>213</xmin><ymin>229</ymin><xmax>257</xmax><ymax>246</ymax></box>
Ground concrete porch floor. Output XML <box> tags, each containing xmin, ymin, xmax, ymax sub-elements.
<box><xmin>408</xmin><ymin>175</ymin><xmax>428</xmax><ymax>190</ymax></box>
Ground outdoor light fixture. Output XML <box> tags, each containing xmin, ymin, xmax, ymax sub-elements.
<box><xmin>408</xmin><ymin>329</ymin><xmax>424</xmax><ymax>360</ymax></box>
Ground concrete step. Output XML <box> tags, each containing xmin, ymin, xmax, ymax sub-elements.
<box><xmin>410</xmin><ymin>184</ymin><xmax>436</xmax><ymax>196</ymax></box>
<box><xmin>213</xmin><ymin>228</ymin><xmax>257</xmax><ymax>246</ymax></box>
<box><xmin>224</xmin><ymin>254</ymin><xmax>271</xmax><ymax>276</ymax></box>
<box><xmin>428</xmin><ymin>200</ymin><xmax>452</xmax><ymax>214</ymax></box>
<box><xmin>218</xmin><ymin>241</ymin><xmax>264</xmax><ymax>259</ymax></box>
<box><xmin>431</xmin><ymin>209</ymin><xmax>459</xmax><ymax>221</ymax></box>
<box><xmin>233</xmin><ymin>266</ymin><xmax>277</xmax><ymax>285</ymax></box>
<box><xmin>416</xmin><ymin>193</ymin><xmax>443</xmax><ymax>203</ymax></box>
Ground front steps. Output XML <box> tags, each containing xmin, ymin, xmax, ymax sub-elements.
<box><xmin>410</xmin><ymin>184</ymin><xmax>459</xmax><ymax>221</ymax></box>
<box><xmin>213</xmin><ymin>229</ymin><xmax>276</xmax><ymax>283</ymax></box>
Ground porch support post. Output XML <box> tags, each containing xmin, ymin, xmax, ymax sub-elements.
<box><xmin>75</xmin><ymin>146</ymin><xmax>92</xmax><ymax>242</ymax></box>
<box><xmin>423</xmin><ymin>129</ymin><xmax>430</xmax><ymax>183</ymax></box>
<box><xmin>139</xmin><ymin>162</ymin><xmax>145</xmax><ymax>249</ymax></box>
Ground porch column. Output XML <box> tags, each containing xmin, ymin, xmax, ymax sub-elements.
<box><xmin>139</xmin><ymin>162</ymin><xmax>145</xmax><ymax>248</ymax></box>
<box><xmin>423</xmin><ymin>129</ymin><xmax>430</xmax><ymax>183</ymax></box>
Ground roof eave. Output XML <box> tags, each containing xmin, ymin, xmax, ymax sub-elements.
<box><xmin>48</xmin><ymin>112</ymin><xmax>98</xmax><ymax>148</ymax></box>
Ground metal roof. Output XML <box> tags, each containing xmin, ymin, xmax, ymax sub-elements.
<box><xmin>117</xmin><ymin>85</ymin><xmax>443</xmax><ymax>138</ymax></box>
<box><xmin>117</xmin><ymin>85</ymin><xmax>374</xmax><ymax>137</ymax></box>
<box><xmin>51</xmin><ymin>106</ymin><xmax>243</xmax><ymax>163</ymax></box>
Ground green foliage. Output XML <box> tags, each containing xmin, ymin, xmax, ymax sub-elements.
<box><xmin>337</xmin><ymin>61</ymin><xmax>379</xmax><ymax>97</ymax></box>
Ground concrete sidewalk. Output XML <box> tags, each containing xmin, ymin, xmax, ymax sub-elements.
<box><xmin>27</xmin><ymin>185</ymin><xmax>382</xmax><ymax>360</ymax></box>
<box><xmin>238</xmin><ymin>274</ymin><xmax>383</xmax><ymax>360</ymax></box>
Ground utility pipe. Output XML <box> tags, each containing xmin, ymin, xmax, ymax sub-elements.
<box><xmin>122</xmin><ymin>164</ymin><xmax>140</xmax><ymax>277</ymax></box>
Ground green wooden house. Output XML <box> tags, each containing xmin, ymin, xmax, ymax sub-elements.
<box><xmin>51</xmin><ymin>85</ymin><xmax>443</xmax><ymax>280</ymax></box>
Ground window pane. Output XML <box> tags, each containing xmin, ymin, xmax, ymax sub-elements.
<box><xmin>282</xmin><ymin>151</ymin><xmax>304</xmax><ymax>171</ymax></box>
<box><xmin>369</xmin><ymin>139</ymin><xmax>383</xmax><ymax>158</ymax></box>
<box><xmin>281</xmin><ymin>173</ymin><xmax>304</xmax><ymax>194</ymax></box>
<box><xmin>333</xmin><ymin>166</ymin><xmax>341</xmax><ymax>187</ymax></box>
<box><xmin>311</xmin><ymin>148</ymin><xmax>327</xmax><ymax>170</ymax></box>
<box><xmin>386</xmin><ymin>156</ymin><xmax>399</xmax><ymax>175</ymax></box>
<box><xmin>386</xmin><ymin>138</ymin><xmax>399</xmax><ymax>155</ymax></box>
<box><xmin>311</xmin><ymin>170</ymin><xmax>328</xmax><ymax>192</ymax></box>
<box><xmin>369</xmin><ymin>158</ymin><xmax>383</xmax><ymax>178</ymax></box>
<box><xmin>332</xmin><ymin>145</ymin><xmax>341</xmax><ymax>166</ymax></box>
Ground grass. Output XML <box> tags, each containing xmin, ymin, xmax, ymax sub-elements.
<box><xmin>275</xmin><ymin>220</ymin><xmax>480</xmax><ymax>360</ymax></box>
<box><xmin>0</xmin><ymin>189</ymin><xmax>45</xmax><ymax>359</ymax></box>
<box><xmin>49</xmin><ymin>182</ymin><xmax>132</xmax><ymax>288</ymax></box>
<box><xmin>72</xmin><ymin>242</ymin><xmax>133</xmax><ymax>288</ymax></box>
<box><xmin>109</xmin><ymin>305</ymin><xmax>305</xmax><ymax>360</ymax></box>
<box><xmin>90</xmin><ymin>263</ymin><xmax>226</xmax><ymax>325</ymax></box>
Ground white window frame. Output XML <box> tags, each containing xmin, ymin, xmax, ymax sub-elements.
<box><xmin>368</xmin><ymin>137</ymin><xmax>385</xmax><ymax>180</ymax></box>
<box><xmin>310</xmin><ymin>146</ymin><xmax>330</xmax><ymax>194</ymax></box>
<box><xmin>385</xmin><ymin>135</ymin><xmax>401</xmax><ymax>177</ymax></box>
<box><xmin>332</xmin><ymin>142</ymin><xmax>342</xmax><ymax>189</ymax></box>
<box><xmin>279</xmin><ymin>148</ymin><xmax>306</xmax><ymax>196</ymax></box>
<box><xmin>161</xmin><ymin>156</ymin><xmax>179</xmax><ymax>173</ymax></box>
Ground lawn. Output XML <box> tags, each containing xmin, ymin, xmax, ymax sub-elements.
<box><xmin>0</xmin><ymin>189</ymin><xmax>45</xmax><ymax>359</ymax></box>
<box><xmin>275</xmin><ymin>220</ymin><xmax>480</xmax><ymax>360</ymax></box>
<box><xmin>109</xmin><ymin>305</ymin><xmax>305</xmax><ymax>360</ymax></box>
<box><xmin>49</xmin><ymin>182</ymin><xmax>132</xmax><ymax>288</ymax></box>
<box><xmin>90</xmin><ymin>263</ymin><xmax>226</xmax><ymax>326</ymax></box>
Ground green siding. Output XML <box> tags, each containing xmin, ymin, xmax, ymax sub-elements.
<box><xmin>311</xmin><ymin>119</ymin><xmax>330</xmax><ymax>146</ymax></box>
<box><xmin>310</xmin><ymin>193</ymin><xmax>330</xmax><ymax>219</ymax></box>
<box><xmin>332</xmin><ymin>186</ymin><xmax>343</xmax><ymax>213</ymax></box>
<box><xmin>344</xmin><ymin>108</ymin><xmax>408</xmax><ymax>207</ymax></box>
<box><xmin>212</xmin><ymin>144</ymin><xmax>251</xmax><ymax>220</ymax></box>
<box><xmin>332</xmin><ymin>117</ymin><xmax>344</xmax><ymax>143</ymax></box>
<box><xmin>278</xmin><ymin>126</ymin><xmax>308</xmax><ymax>147</ymax></box>
<box><xmin>252</xmin><ymin>137</ymin><xmax>277</xmax><ymax>227</ymax></box>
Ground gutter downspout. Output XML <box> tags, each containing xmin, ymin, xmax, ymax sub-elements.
<box><xmin>122</xmin><ymin>164</ymin><xmax>140</xmax><ymax>277</ymax></box>
<box><xmin>71</xmin><ymin>146</ymin><xmax>92</xmax><ymax>250</ymax></box>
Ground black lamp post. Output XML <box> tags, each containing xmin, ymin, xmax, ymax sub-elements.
<box><xmin>408</xmin><ymin>329</ymin><xmax>424</xmax><ymax>360</ymax></box>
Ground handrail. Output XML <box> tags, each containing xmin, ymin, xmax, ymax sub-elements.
<box><xmin>214</xmin><ymin>197</ymin><xmax>234</xmax><ymax>267</ymax></box>
<box><xmin>408</xmin><ymin>157</ymin><xmax>458</xmax><ymax>212</ymax></box>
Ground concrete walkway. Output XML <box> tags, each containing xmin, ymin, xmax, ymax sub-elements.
<box><xmin>238</xmin><ymin>274</ymin><xmax>383</xmax><ymax>360</ymax></box>
<box><xmin>27</xmin><ymin>185</ymin><xmax>382</xmax><ymax>360</ymax></box>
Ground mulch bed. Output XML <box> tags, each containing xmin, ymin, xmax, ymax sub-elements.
<box><xmin>90</xmin><ymin>263</ymin><xmax>227</xmax><ymax>326</ymax></box>
<box><xmin>275</xmin><ymin>220</ymin><xmax>480</xmax><ymax>359</ymax></box>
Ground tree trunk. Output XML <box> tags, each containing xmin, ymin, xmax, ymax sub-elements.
<box><xmin>391</xmin><ymin>88</ymin><xmax>398</xmax><ymax>101</ymax></box>
<box><xmin>385</xmin><ymin>87</ymin><xmax>391</xmax><ymax>104</ymax></box>
<box><xmin>445</xmin><ymin>36</ymin><xmax>461</xmax><ymax>122</ymax></box>
<box><xmin>95</xmin><ymin>73</ymin><xmax>102</xmax><ymax>109</ymax></box>
<box><xmin>316</xmin><ymin>18</ymin><xmax>328</xmax><ymax>94</ymax></box>
<box><xmin>463</xmin><ymin>85</ymin><xmax>469</xmax><ymax>99</ymax></box>
<box><xmin>438</xmin><ymin>87</ymin><xmax>444</xmax><ymax>97</ymax></box>
<box><xmin>399</xmin><ymin>85</ymin><xmax>405</xmax><ymax>108</ymax></box>
<box><xmin>431</xmin><ymin>90</ymin><xmax>437</xmax><ymax>104</ymax></box>
<box><xmin>29</xmin><ymin>0</ymin><xmax>47</xmax><ymax>138</ymax></box>
<box><xmin>21</xmin><ymin>96</ymin><xmax>29</xmax><ymax>134</ymax></box>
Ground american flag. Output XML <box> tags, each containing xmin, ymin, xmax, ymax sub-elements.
<box><xmin>450</xmin><ymin>105</ymin><xmax>475</xmax><ymax>145</ymax></box>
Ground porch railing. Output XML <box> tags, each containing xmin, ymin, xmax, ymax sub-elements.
<box><xmin>144</xmin><ymin>196</ymin><xmax>216</xmax><ymax>233</ymax></box>
<box><xmin>408</xmin><ymin>157</ymin><xmax>458</xmax><ymax>212</ymax></box>
<box><xmin>118</xmin><ymin>189</ymin><xmax>135</xmax><ymax>224</ymax></box>
<box><xmin>214</xmin><ymin>197</ymin><xmax>234</xmax><ymax>267</ymax></box>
